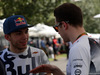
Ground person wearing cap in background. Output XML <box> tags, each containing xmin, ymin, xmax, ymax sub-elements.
<box><xmin>29</xmin><ymin>3</ymin><xmax>100</xmax><ymax>75</ymax></box>
<box><xmin>0</xmin><ymin>15</ymin><xmax>50</xmax><ymax>75</ymax></box>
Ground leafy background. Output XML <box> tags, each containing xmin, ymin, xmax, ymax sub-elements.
<box><xmin>0</xmin><ymin>0</ymin><xmax>100</xmax><ymax>33</ymax></box>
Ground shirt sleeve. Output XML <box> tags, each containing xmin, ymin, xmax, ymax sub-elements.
<box><xmin>40</xmin><ymin>50</ymin><xmax>50</xmax><ymax>64</ymax></box>
<box><xmin>69</xmin><ymin>45</ymin><xmax>90</xmax><ymax>75</ymax></box>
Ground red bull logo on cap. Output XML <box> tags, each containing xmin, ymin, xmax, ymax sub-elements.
<box><xmin>14</xmin><ymin>17</ymin><xmax>26</xmax><ymax>26</ymax></box>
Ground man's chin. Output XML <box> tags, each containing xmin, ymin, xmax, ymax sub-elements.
<box><xmin>19</xmin><ymin>46</ymin><xmax>27</xmax><ymax>50</ymax></box>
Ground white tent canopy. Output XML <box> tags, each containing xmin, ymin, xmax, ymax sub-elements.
<box><xmin>29</xmin><ymin>23</ymin><xmax>61</xmax><ymax>38</ymax></box>
<box><xmin>29</xmin><ymin>26</ymin><xmax>39</xmax><ymax>37</ymax></box>
<box><xmin>87</xmin><ymin>33</ymin><xmax>100</xmax><ymax>39</ymax></box>
<box><xmin>0</xmin><ymin>27</ymin><xmax>4</xmax><ymax>36</ymax></box>
<box><xmin>38</xmin><ymin>27</ymin><xmax>58</xmax><ymax>37</ymax></box>
<box><xmin>0</xmin><ymin>18</ymin><xmax>5</xmax><ymax>28</ymax></box>
<box><xmin>0</xmin><ymin>19</ymin><xmax>5</xmax><ymax>36</ymax></box>
<box><xmin>94</xmin><ymin>14</ymin><xmax>100</xmax><ymax>18</ymax></box>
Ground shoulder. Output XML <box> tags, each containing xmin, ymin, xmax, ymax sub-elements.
<box><xmin>0</xmin><ymin>49</ymin><xmax>7</xmax><ymax>55</ymax></box>
<box><xmin>70</xmin><ymin>35</ymin><xmax>90</xmax><ymax>59</ymax></box>
<box><xmin>29</xmin><ymin>46</ymin><xmax>42</xmax><ymax>51</ymax></box>
<box><xmin>72</xmin><ymin>35</ymin><xmax>90</xmax><ymax>50</ymax></box>
<box><xmin>28</xmin><ymin>46</ymin><xmax>47</xmax><ymax>59</ymax></box>
<box><xmin>29</xmin><ymin>46</ymin><xmax>45</xmax><ymax>54</ymax></box>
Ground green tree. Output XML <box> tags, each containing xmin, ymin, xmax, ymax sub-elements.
<box><xmin>0</xmin><ymin>0</ymin><xmax>67</xmax><ymax>26</ymax></box>
<box><xmin>74</xmin><ymin>0</ymin><xmax>100</xmax><ymax>33</ymax></box>
<box><xmin>0</xmin><ymin>0</ymin><xmax>99</xmax><ymax>33</ymax></box>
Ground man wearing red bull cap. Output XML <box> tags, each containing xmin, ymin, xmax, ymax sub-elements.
<box><xmin>0</xmin><ymin>15</ymin><xmax>50</xmax><ymax>75</ymax></box>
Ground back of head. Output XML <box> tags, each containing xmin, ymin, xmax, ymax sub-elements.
<box><xmin>54</xmin><ymin>3</ymin><xmax>83</xmax><ymax>27</ymax></box>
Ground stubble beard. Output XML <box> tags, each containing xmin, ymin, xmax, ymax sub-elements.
<box><xmin>12</xmin><ymin>42</ymin><xmax>27</xmax><ymax>51</ymax></box>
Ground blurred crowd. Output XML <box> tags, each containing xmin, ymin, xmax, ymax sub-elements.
<box><xmin>0</xmin><ymin>36</ymin><xmax>9</xmax><ymax>51</ymax></box>
<box><xmin>28</xmin><ymin>36</ymin><xmax>71</xmax><ymax>60</ymax></box>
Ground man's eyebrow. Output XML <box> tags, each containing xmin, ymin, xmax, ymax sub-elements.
<box><xmin>14</xmin><ymin>28</ymin><xmax>29</xmax><ymax>32</ymax></box>
<box><xmin>14</xmin><ymin>30</ymin><xmax>22</xmax><ymax>32</ymax></box>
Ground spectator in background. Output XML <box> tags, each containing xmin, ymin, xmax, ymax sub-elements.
<box><xmin>52</xmin><ymin>36</ymin><xmax>59</xmax><ymax>61</ymax></box>
<box><xmin>40</xmin><ymin>37</ymin><xmax>47</xmax><ymax>55</ymax></box>
<box><xmin>0</xmin><ymin>36</ymin><xmax>9</xmax><ymax>51</ymax></box>
<box><xmin>29</xmin><ymin>37</ymin><xmax>36</xmax><ymax>47</ymax></box>
<box><xmin>48</xmin><ymin>44</ymin><xmax>54</xmax><ymax>58</ymax></box>
<box><xmin>68</xmin><ymin>41</ymin><xmax>72</xmax><ymax>49</ymax></box>
<box><xmin>65</xmin><ymin>42</ymin><xmax>72</xmax><ymax>59</ymax></box>
<box><xmin>0</xmin><ymin>43</ymin><xmax>4</xmax><ymax>51</ymax></box>
<box><xmin>46</xmin><ymin>37</ymin><xmax>54</xmax><ymax>58</ymax></box>
<box><xmin>36</xmin><ymin>37</ymin><xmax>41</xmax><ymax>48</ymax></box>
<box><xmin>62</xmin><ymin>41</ymin><xmax>69</xmax><ymax>59</ymax></box>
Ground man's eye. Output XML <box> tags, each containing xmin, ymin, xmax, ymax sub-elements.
<box><xmin>25</xmin><ymin>30</ymin><xmax>28</xmax><ymax>33</ymax></box>
<box><xmin>16</xmin><ymin>32</ymin><xmax>21</xmax><ymax>35</ymax></box>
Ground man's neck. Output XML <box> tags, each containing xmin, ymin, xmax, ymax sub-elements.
<box><xmin>69</xmin><ymin>27</ymin><xmax>86</xmax><ymax>43</ymax></box>
<box><xmin>9</xmin><ymin>46</ymin><xmax>26</xmax><ymax>54</ymax></box>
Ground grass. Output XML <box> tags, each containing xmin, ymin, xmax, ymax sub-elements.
<box><xmin>49</xmin><ymin>53</ymin><xmax>67</xmax><ymax>61</ymax></box>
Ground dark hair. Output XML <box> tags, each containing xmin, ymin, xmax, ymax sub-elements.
<box><xmin>54</xmin><ymin>3</ymin><xmax>83</xmax><ymax>27</ymax></box>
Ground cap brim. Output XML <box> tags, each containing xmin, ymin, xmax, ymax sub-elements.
<box><xmin>6</xmin><ymin>25</ymin><xmax>33</xmax><ymax>34</ymax></box>
<box><xmin>27</xmin><ymin>25</ymin><xmax>33</xmax><ymax>28</ymax></box>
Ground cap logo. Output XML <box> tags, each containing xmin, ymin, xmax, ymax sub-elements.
<box><xmin>14</xmin><ymin>17</ymin><xmax>26</xmax><ymax>26</ymax></box>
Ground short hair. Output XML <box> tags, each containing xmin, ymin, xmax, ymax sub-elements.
<box><xmin>54</xmin><ymin>3</ymin><xmax>83</xmax><ymax>27</ymax></box>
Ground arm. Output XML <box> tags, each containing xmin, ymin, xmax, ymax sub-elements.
<box><xmin>30</xmin><ymin>64</ymin><xmax>65</xmax><ymax>75</ymax></box>
<box><xmin>40</xmin><ymin>50</ymin><xmax>51</xmax><ymax>75</ymax></box>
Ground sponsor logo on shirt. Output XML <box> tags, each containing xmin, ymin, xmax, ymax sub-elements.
<box><xmin>74</xmin><ymin>64</ymin><xmax>82</xmax><ymax>68</ymax></box>
<box><xmin>74</xmin><ymin>69</ymin><xmax>81</xmax><ymax>75</ymax></box>
<box><xmin>73</xmin><ymin>59</ymin><xmax>83</xmax><ymax>61</ymax></box>
<box><xmin>73</xmin><ymin>60</ymin><xmax>83</xmax><ymax>68</ymax></box>
<box><xmin>33</xmin><ymin>52</ymin><xmax>38</xmax><ymax>54</ymax></box>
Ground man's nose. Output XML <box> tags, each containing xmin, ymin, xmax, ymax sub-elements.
<box><xmin>22</xmin><ymin>33</ymin><xmax>28</xmax><ymax>39</ymax></box>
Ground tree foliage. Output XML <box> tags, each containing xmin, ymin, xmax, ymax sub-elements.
<box><xmin>0</xmin><ymin>0</ymin><xmax>66</xmax><ymax>25</ymax></box>
<box><xmin>74</xmin><ymin>0</ymin><xmax>100</xmax><ymax>33</ymax></box>
<box><xmin>0</xmin><ymin>0</ymin><xmax>100</xmax><ymax>33</ymax></box>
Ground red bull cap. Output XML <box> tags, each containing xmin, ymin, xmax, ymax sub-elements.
<box><xmin>3</xmin><ymin>15</ymin><xmax>32</xmax><ymax>34</ymax></box>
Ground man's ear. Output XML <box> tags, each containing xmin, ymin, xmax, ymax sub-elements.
<box><xmin>62</xmin><ymin>21</ymin><xmax>68</xmax><ymax>30</ymax></box>
<box><xmin>5</xmin><ymin>34</ymin><xmax>10</xmax><ymax>41</ymax></box>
